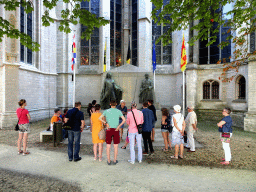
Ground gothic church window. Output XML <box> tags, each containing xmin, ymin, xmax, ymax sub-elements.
<box><xmin>203</xmin><ymin>80</ymin><xmax>219</xmax><ymax>99</ymax></box>
<box><xmin>152</xmin><ymin>0</ymin><xmax>172</xmax><ymax>65</ymax></box>
<box><xmin>110</xmin><ymin>0</ymin><xmax>122</xmax><ymax>67</ymax></box>
<box><xmin>81</xmin><ymin>0</ymin><xmax>100</xmax><ymax>65</ymax></box>
<box><xmin>199</xmin><ymin>4</ymin><xmax>232</xmax><ymax>64</ymax></box>
<box><xmin>20</xmin><ymin>3</ymin><xmax>33</xmax><ymax>64</ymax></box>
<box><xmin>237</xmin><ymin>76</ymin><xmax>246</xmax><ymax>99</ymax></box>
<box><xmin>131</xmin><ymin>0</ymin><xmax>138</xmax><ymax>66</ymax></box>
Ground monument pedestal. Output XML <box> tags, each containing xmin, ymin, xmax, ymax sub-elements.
<box><xmin>104</xmin><ymin>64</ymin><xmax>157</xmax><ymax>109</ymax></box>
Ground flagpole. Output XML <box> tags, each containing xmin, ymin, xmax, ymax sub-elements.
<box><xmin>153</xmin><ymin>35</ymin><xmax>156</xmax><ymax>91</ymax></box>
<box><xmin>73</xmin><ymin>30</ymin><xmax>76</xmax><ymax>107</ymax></box>
<box><xmin>182</xmin><ymin>71</ymin><xmax>185</xmax><ymax>117</ymax></box>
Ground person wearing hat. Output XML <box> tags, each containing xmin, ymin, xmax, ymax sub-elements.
<box><xmin>171</xmin><ymin>105</ymin><xmax>186</xmax><ymax>159</ymax></box>
<box><xmin>185</xmin><ymin>106</ymin><xmax>198</xmax><ymax>152</ymax></box>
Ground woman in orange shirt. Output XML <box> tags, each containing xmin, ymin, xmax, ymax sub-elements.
<box><xmin>91</xmin><ymin>104</ymin><xmax>104</xmax><ymax>161</ymax></box>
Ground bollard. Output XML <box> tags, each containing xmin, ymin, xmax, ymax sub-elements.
<box><xmin>53</xmin><ymin>122</ymin><xmax>63</xmax><ymax>147</ymax></box>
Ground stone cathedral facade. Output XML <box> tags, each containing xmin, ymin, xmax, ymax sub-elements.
<box><xmin>0</xmin><ymin>0</ymin><xmax>256</xmax><ymax>132</ymax></box>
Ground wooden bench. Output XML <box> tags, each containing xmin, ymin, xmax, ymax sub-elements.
<box><xmin>40</xmin><ymin>130</ymin><xmax>53</xmax><ymax>142</ymax></box>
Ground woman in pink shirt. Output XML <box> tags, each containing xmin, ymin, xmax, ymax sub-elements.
<box><xmin>16</xmin><ymin>99</ymin><xmax>31</xmax><ymax>155</ymax></box>
<box><xmin>126</xmin><ymin>101</ymin><xmax>144</xmax><ymax>164</ymax></box>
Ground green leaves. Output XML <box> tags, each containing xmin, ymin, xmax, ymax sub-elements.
<box><xmin>0</xmin><ymin>0</ymin><xmax>109</xmax><ymax>52</ymax></box>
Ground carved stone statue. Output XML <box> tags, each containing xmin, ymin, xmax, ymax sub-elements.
<box><xmin>100</xmin><ymin>73</ymin><xmax>123</xmax><ymax>109</ymax></box>
<box><xmin>139</xmin><ymin>74</ymin><xmax>154</xmax><ymax>103</ymax></box>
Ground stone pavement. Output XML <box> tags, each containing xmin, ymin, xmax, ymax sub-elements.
<box><xmin>0</xmin><ymin>126</ymin><xmax>255</xmax><ymax>191</ymax></box>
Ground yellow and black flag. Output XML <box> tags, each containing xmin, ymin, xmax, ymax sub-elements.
<box><xmin>126</xmin><ymin>40</ymin><xmax>131</xmax><ymax>64</ymax></box>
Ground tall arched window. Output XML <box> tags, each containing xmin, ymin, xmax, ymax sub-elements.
<box><xmin>203</xmin><ymin>80</ymin><xmax>219</xmax><ymax>99</ymax></box>
<box><xmin>81</xmin><ymin>0</ymin><xmax>100</xmax><ymax>65</ymax></box>
<box><xmin>110</xmin><ymin>0</ymin><xmax>122</xmax><ymax>67</ymax></box>
<box><xmin>237</xmin><ymin>76</ymin><xmax>246</xmax><ymax>99</ymax></box>
<box><xmin>152</xmin><ymin>0</ymin><xmax>172</xmax><ymax>65</ymax></box>
<box><xmin>20</xmin><ymin>3</ymin><xmax>33</xmax><ymax>64</ymax></box>
<box><xmin>199</xmin><ymin>3</ymin><xmax>232</xmax><ymax>64</ymax></box>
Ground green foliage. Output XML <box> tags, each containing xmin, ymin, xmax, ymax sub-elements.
<box><xmin>0</xmin><ymin>0</ymin><xmax>109</xmax><ymax>52</ymax></box>
<box><xmin>151</xmin><ymin>0</ymin><xmax>256</xmax><ymax>46</ymax></box>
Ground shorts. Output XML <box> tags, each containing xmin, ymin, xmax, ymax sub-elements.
<box><xmin>106</xmin><ymin>128</ymin><xmax>120</xmax><ymax>144</ymax></box>
<box><xmin>18</xmin><ymin>123</ymin><xmax>30</xmax><ymax>133</ymax></box>
<box><xmin>161</xmin><ymin>129</ymin><xmax>169</xmax><ymax>133</ymax></box>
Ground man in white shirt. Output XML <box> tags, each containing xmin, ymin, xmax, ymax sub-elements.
<box><xmin>185</xmin><ymin>106</ymin><xmax>198</xmax><ymax>152</ymax></box>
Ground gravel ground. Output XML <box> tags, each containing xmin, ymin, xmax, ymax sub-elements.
<box><xmin>1</xmin><ymin>118</ymin><xmax>255</xmax><ymax>191</ymax></box>
<box><xmin>146</xmin><ymin>120</ymin><xmax>256</xmax><ymax>171</ymax></box>
<box><xmin>0</xmin><ymin>169</ymin><xmax>81</xmax><ymax>192</ymax></box>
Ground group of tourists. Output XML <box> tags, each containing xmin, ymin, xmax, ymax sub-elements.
<box><xmin>16</xmin><ymin>99</ymin><xmax>233</xmax><ymax>165</ymax></box>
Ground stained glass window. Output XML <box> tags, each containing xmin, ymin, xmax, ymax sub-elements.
<box><xmin>20</xmin><ymin>5</ymin><xmax>32</xmax><ymax>64</ymax></box>
<box><xmin>152</xmin><ymin>1</ymin><xmax>172</xmax><ymax>65</ymax></box>
<box><xmin>81</xmin><ymin>0</ymin><xmax>99</xmax><ymax>65</ymax></box>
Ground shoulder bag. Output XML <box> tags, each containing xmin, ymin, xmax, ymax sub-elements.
<box><xmin>98</xmin><ymin>124</ymin><xmax>106</xmax><ymax>140</ymax></box>
<box><xmin>131</xmin><ymin>110</ymin><xmax>143</xmax><ymax>134</ymax></box>
<box><xmin>15</xmin><ymin>109</ymin><xmax>24</xmax><ymax>131</ymax></box>
<box><xmin>63</xmin><ymin>109</ymin><xmax>79</xmax><ymax>130</ymax></box>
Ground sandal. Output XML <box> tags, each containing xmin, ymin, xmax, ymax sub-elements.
<box><xmin>171</xmin><ymin>156</ymin><xmax>178</xmax><ymax>159</ymax></box>
<box><xmin>94</xmin><ymin>157</ymin><xmax>97</xmax><ymax>161</ymax></box>
<box><xmin>162</xmin><ymin>148</ymin><xmax>168</xmax><ymax>152</ymax></box>
<box><xmin>168</xmin><ymin>147</ymin><xmax>172</xmax><ymax>150</ymax></box>
<box><xmin>121</xmin><ymin>146</ymin><xmax>126</xmax><ymax>149</ymax></box>
<box><xmin>18</xmin><ymin>150</ymin><xmax>23</xmax><ymax>155</ymax></box>
<box><xmin>23</xmin><ymin>151</ymin><xmax>30</xmax><ymax>156</ymax></box>
<box><xmin>178</xmin><ymin>155</ymin><xmax>184</xmax><ymax>159</ymax></box>
<box><xmin>99</xmin><ymin>157</ymin><xmax>102</xmax><ymax>162</ymax></box>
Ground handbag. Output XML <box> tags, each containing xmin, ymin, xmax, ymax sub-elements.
<box><xmin>63</xmin><ymin>109</ymin><xmax>79</xmax><ymax>130</ymax></box>
<box><xmin>98</xmin><ymin>126</ymin><xmax>106</xmax><ymax>140</ymax></box>
<box><xmin>15</xmin><ymin>109</ymin><xmax>24</xmax><ymax>131</ymax></box>
<box><xmin>131</xmin><ymin>110</ymin><xmax>143</xmax><ymax>134</ymax></box>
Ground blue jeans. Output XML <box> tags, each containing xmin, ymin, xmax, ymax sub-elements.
<box><xmin>119</xmin><ymin>119</ymin><xmax>124</xmax><ymax>129</ymax></box>
<box><xmin>68</xmin><ymin>130</ymin><xmax>81</xmax><ymax>160</ymax></box>
<box><xmin>128</xmin><ymin>132</ymin><xmax>142</xmax><ymax>162</ymax></box>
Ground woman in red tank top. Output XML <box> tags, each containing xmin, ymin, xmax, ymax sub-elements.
<box><xmin>16</xmin><ymin>99</ymin><xmax>31</xmax><ymax>155</ymax></box>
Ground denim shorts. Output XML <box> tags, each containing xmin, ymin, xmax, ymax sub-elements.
<box><xmin>161</xmin><ymin>129</ymin><xmax>169</xmax><ymax>133</ymax></box>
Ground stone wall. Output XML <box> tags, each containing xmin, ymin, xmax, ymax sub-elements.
<box><xmin>18</xmin><ymin>69</ymin><xmax>57</xmax><ymax>121</ymax></box>
<box><xmin>75</xmin><ymin>74</ymin><xmax>102</xmax><ymax>107</ymax></box>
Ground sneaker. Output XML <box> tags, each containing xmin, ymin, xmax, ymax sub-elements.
<box><xmin>150</xmin><ymin>151</ymin><xmax>155</xmax><ymax>155</ymax></box>
<box><xmin>128</xmin><ymin>160</ymin><xmax>135</xmax><ymax>164</ymax></box>
<box><xmin>18</xmin><ymin>150</ymin><xmax>23</xmax><ymax>155</ymax></box>
<box><xmin>138</xmin><ymin>160</ymin><xmax>142</xmax><ymax>163</ymax></box>
<box><xmin>74</xmin><ymin>157</ymin><xmax>82</xmax><ymax>162</ymax></box>
<box><xmin>113</xmin><ymin>160</ymin><xmax>118</xmax><ymax>165</ymax></box>
<box><xmin>69</xmin><ymin>159</ymin><xmax>73</xmax><ymax>162</ymax></box>
<box><xmin>143</xmin><ymin>152</ymin><xmax>149</xmax><ymax>155</ymax></box>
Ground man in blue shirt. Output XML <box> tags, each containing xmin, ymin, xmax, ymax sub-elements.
<box><xmin>217</xmin><ymin>107</ymin><xmax>232</xmax><ymax>165</ymax></box>
<box><xmin>142</xmin><ymin>102</ymin><xmax>155</xmax><ymax>155</ymax></box>
<box><xmin>116</xmin><ymin>100</ymin><xmax>127</xmax><ymax>141</ymax></box>
<box><xmin>64</xmin><ymin>102</ymin><xmax>85</xmax><ymax>162</ymax></box>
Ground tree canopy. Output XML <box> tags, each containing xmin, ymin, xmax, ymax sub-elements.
<box><xmin>0</xmin><ymin>0</ymin><xmax>109</xmax><ymax>52</ymax></box>
<box><xmin>151</xmin><ymin>0</ymin><xmax>256</xmax><ymax>81</ymax></box>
